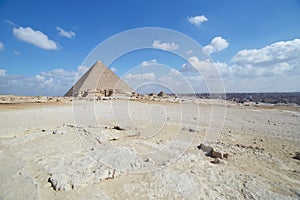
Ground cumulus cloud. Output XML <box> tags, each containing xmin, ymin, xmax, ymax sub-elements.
<box><xmin>0</xmin><ymin>41</ymin><xmax>4</xmax><ymax>51</ymax></box>
<box><xmin>178</xmin><ymin>38</ymin><xmax>300</xmax><ymax>92</ymax></box>
<box><xmin>141</xmin><ymin>59</ymin><xmax>158</xmax><ymax>66</ymax></box>
<box><xmin>56</xmin><ymin>26</ymin><xmax>75</xmax><ymax>38</ymax></box>
<box><xmin>13</xmin><ymin>26</ymin><xmax>59</xmax><ymax>50</ymax></box>
<box><xmin>110</xmin><ymin>67</ymin><xmax>117</xmax><ymax>72</ymax></box>
<box><xmin>231</xmin><ymin>38</ymin><xmax>300</xmax><ymax>65</ymax></box>
<box><xmin>152</xmin><ymin>40</ymin><xmax>179</xmax><ymax>51</ymax></box>
<box><xmin>76</xmin><ymin>65</ymin><xmax>89</xmax><ymax>76</ymax></box>
<box><xmin>203</xmin><ymin>36</ymin><xmax>229</xmax><ymax>55</ymax></box>
<box><xmin>0</xmin><ymin>69</ymin><xmax>7</xmax><ymax>76</ymax></box>
<box><xmin>181</xmin><ymin>56</ymin><xmax>228</xmax><ymax>81</ymax></box>
<box><xmin>124</xmin><ymin>72</ymin><xmax>156</xmax><ymax>80</ymax></box>
<box><xmin>0</xmin><ymin>66</ymin><xmax>89</xmax><ymax>96</ymax></box>
<box><xmin>223</xmin><ymin>38</ymin><xmax>300</xmax><ymax>80</ymax></box>
<box><xmin>187</xmin><ymin>15</ymin><xmax>208</xmax><ymax>26</ymax></box>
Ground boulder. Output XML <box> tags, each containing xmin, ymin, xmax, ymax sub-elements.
<box><xmin>197</xmin><ymin>144</ymin><xmax>223</xmax><ymax>159</ymax></box>
<box><xmin>197</xmin><ymin>144</ymin><xmax>213</xmax><ymax>154</ymax></box>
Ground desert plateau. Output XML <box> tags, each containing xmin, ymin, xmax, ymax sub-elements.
<box><xmin>0</xmin><ymin>95</ymin><xmax>299</xmax><ymax>199</ymax></box>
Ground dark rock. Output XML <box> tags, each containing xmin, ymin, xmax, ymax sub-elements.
<box><xmin>113</xmin><ymin>126</ymin><xmax>125</xmax><ymax>131</ymax></box>
<box><xmin>197</xmin><ymin>144</ymin><xmax>213</xmax><ymax>154</ymax></box>
<box><xmin>157</xmin><ymin>91</ymin><xmax>167</xmax><ymax>97</ymax></box>
<box><xmin>292</xmin><ymin>152</ymin><xmax>300</xmax><ymax>160</ymax></box>
<box><xmin>197</xmin><ymin>144</ymin><xmax>223</xmax><ymax>159</ymax></box>
<box><xmin>223</xmin><ymin>153</ymin><xmax>229</xmax><ymax>158</ymax></box>
<box><xmin>211</xmin><ymin>149</ymin><xmax>223</xmax><ymax>159</ymax></box>
<box><xmin>211</xmin><ymin>158</ymin><xmax>221</xmax><ymax>164</ymax></box>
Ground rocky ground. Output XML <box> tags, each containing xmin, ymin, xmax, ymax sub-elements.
<box><xmin>0</xmin><ymin>95</ymin><xmax>299</xmax><ymax>199</ymax></box>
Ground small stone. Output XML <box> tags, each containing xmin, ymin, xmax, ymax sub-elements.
<box><xmin>113</xmin><ymin>126</ymin><xmax>125</xmax><ymax>131</ymax></box>
<box><xmin>197</xmin><ymin>144</ymin><xmax>213</xmax><ymax>154</ymax></box>
<box><xmin>211</xmin><ymin>158</ymin><xmax>220</xmax><ymax>164</ymax></box>
<box><xmin>53</xmin><ymin>130</ymin><xmax>63</xmax><ymax>134</ymax></box>
<box><xmin>188</xmin><ymin>128</ymin><xmax>196</xmax><ymax>132</ymax></box>
<box><xmin>197</xmin><ymin>144</ymin><xmax>223</xmax><ymax>159</ymax></box>
<box><xmin>144</xmin><ymin>158</ymin><xmax>154</xmax><ymax>163</ymax></box>
<box><xmin>211</xmin><ymin>150</ymin><xmax>223</xmax><ymax>159</ymax></box>
<box><xmin>223</xmin><ymin>153</ymin><xmax>229</xmax><ymax>158</ymax></box>
<box><xmin>292</xmin><ymin>152</ymin><xmax>300</xmax><ymax>160</ymax></box>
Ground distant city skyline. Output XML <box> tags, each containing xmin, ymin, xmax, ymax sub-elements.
<box><xmin>0</xmin><ymin>0</ymin><xmax>299</xmax><ymax>95</ymax></box>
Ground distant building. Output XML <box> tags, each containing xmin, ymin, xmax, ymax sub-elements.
<box><xmin>64</xmin><ymin>61</ymin><xmax>133</xmax><ymax>97</ymax></box>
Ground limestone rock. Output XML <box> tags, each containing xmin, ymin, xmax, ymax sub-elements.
<box><xmin>197</xmin><ymin>144</ymin><xmax>223</xmax><ymax>159</ymax></box>
<box><xmin>292</xmin><ymin>152</ymin><xmax>300</xmax><ymax>160</ymax></box>
<box><xmin>211</xmin><ymin>158</ymin><xmax>221</xmax><ymax>164</ymax></box>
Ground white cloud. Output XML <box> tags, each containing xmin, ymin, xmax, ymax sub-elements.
<box><xmin>124</xmin><ymin>72</ymin><xmax>156</xmax><ymax>80</ymax></box>
<box><xmin>0</xmin><ymin>41</ymin><xmax>4</xmax><ymax>51</ymax></box>
<box><xmin>203</xmin><ymin>36</ymin><xmax>229</xmax><ymax>55</ymax></box>
<box><xmin>76</xmin><ymin>65</ymin><xmax>89</xmax><ymax>75</ymax></box>
<box><xmin>56</xmin><ymin>26</ymin><xmax>75</xmax><ymax>38</ymax></box>
<box><xmin>141</xmin><ymin>59</ymin><xmax>158</xmax><ymax>66</ymax></box>
<box><xmin>3</xmin><ymin>19</ymin><xmax>16</xmax><ymax>27</ymax></box>
<box><xmin>179</xmin><ymin>38</ymin><xmax>300</xmax><ymax>92</ymax></box>
<box><xmin>0</xmin><ymin>69</ymin><xmax>7</xmax><ymax>76</ymax></box>
<box><xmin>169</xmin><ymin>68</ymin><xmax>180</xmax><ymax>75</ymax></box>
<box><xmin>0</xmin><ymin>66</ymin><xmax>89</xmax><ymax>96</ymax></box>
<box><xmin>110</xmin><ymin>67</ymin><xmax>117</xmax><ymax>72</ymax></box>
<box><xmin>181</xmin><ymin>56</ymin><xmax>228</xmax><ymax>80</ymax></box>
<box><xmin>14</xmin><ymin>50</ymin><xmax>20</xmax><ymax>55</ymax></box>
<box><xmin>231</xmin><ymin>38</ymin><xmax>300</xmax><ymax>65</ymax></box>
<box><xmin>224</xmin><ymin>38</ymin><xmax>300</xmax><ymax>80</ymax></box>
<box><xmin>13</xmin><ymin>26</ymin><xmax>59</xmax><ymax>50</ymax></box>
<box><xmin>35</xmin><ymin>74</ymin><xmax>45</xmax><ymax>82</ymax></box>
<box><xmin>186</xmin><ymin>49</ymin><xmax>193</xmax><ymax>54</ymax></box>
<box><xmin>152</xmin><ymin>40</ymin><xmax>179</xmax><ymax>51</ymax></box>
<box><xmin>187</xmin><ymin>15</ymin><xmax>208</xmax><ymax>26</ymax></box>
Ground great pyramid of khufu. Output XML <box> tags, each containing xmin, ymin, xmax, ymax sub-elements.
<box><xmin>64</xmin><ymin>61</ymin><xmax>133</xmax><ymax>97</ymax></box>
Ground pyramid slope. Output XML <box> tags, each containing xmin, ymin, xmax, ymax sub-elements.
<box><xmin>64</xmin><ymin>61</ymin><xmax>133</xmax><ymax>97</ymax></box>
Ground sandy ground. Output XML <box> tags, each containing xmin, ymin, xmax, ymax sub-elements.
<box><xmin>0</xmin><ymin>97</ymin><xmax>299</xmax><ymax>199</ymax></box>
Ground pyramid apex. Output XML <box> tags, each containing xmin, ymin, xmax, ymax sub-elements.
<box><xmin>95</xmin><ymin>61</ymin><xmax>103</xmax><ymax>65</ymax></box>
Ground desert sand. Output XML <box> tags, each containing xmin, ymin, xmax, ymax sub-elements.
<box><xmin>0</xmin><ymin>95</ymin><xmax>299</xmax><ymax>199</ymax></box>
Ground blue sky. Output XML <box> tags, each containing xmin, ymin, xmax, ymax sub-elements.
<box><xmin>0</xmin><ymin>0</ymin><xmax>300</xmax><ymax>95</ymax></box>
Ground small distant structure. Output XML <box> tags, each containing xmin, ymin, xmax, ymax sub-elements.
<box><xmin>64</xmin><ymin>61</ymin><xmax>133</xmax><ymax>97</ymax></box>
<box><xmin>157</xmin><ymin>91</ymin><xmax>167</xmax><ymax>97</ymax></box>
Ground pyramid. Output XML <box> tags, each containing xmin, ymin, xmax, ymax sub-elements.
<box><xmin>64</xmin><ymin>61</ymin><xmax>133</xmax><ymax>97</ymax></box>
